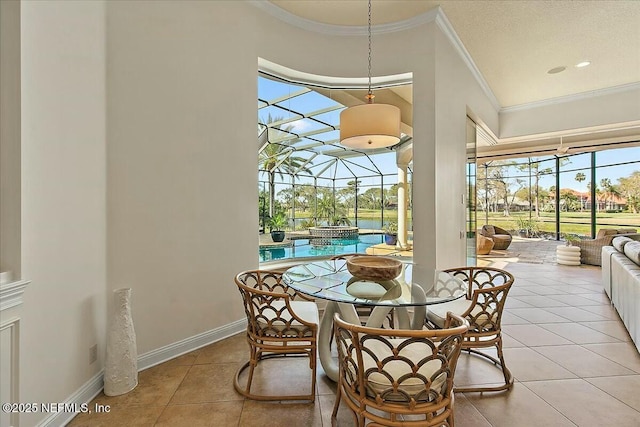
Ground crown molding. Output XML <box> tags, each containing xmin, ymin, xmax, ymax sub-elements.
<box><xmin>251</xmin><ymin>2</ymin><xmax>502</xmax><ymax>111</ymax></box>
<box><xmin>501</xmin><ymin>82</ymin><xmax>640</xmax><ymax>113</ymax></box>
<box><xmin>249</xmin><ymin>1</ymin><xmax>440</xmax><ymax>36</ymax></box>
<box><xmin>433</xmin><ymin>10</ymin><xmax>502</xmax><ymax>111</ymax></box>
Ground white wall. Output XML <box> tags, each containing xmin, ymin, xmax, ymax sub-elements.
<box><xmin>500</xmin><ymin>85</ymin><xmax>640</xmax><ymax>138</ymax></box>
<box><xmin>1</xmin><ymin>0</ymin><xmax>21</xmax><ymax>278</ymax></box>
<box><xmin>20</xmin><ymin>1</ymin><xmax>107</xmax><ymax>425</ymax></box>
<box><xmin>105</xmin><ymin>0</ymin><xmax>500</xmax><ymax>353</ymax></box>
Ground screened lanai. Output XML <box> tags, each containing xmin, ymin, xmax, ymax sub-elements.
<box><xmin>258</xmin><ymin>72</ymin><xmax>414</xmax><ymax>262</ymax></box>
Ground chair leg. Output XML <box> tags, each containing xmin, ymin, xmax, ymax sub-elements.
<box><xmin>495</xmin><ymin>336</ymin><xmax>514</xmax><ymax>390</ymax></box>
<box><xmin>331</xmin><ymin>380</ymin><xmax>342</xmax><ymax>426</ymax></box>
<box><xmin>454</xmin><ymin>339</ymin><xmax>514</xmax><ymax>393</ymax></box>
<box><xmin>234</xmin><ymin>344</ymin><xmax>317</xmax><ymax>401</ymax></box>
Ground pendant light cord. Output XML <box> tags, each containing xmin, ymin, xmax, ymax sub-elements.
<box><xmin>366</xmin><ymin>0</ymin><xmax>374</xmax><ymax>104</ymax></box>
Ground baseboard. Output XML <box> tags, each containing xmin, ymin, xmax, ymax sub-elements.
<box><xmin>137</xmin><ymin>318</ymin><xmax>247</xmax><ymax>371</ymax></box>
<box><xmin>36</xmin><ymin>370</ymin><xmax>104</xmax><ymax>427</ymax></box>
<box><xmin>39</xmin><ymin>319</ymin><xmax>246</xmax><ymax>427</ymax></box>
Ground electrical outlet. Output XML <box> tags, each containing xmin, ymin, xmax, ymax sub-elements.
<box><xmin>89</xmin><ymin>344</ymin><xmax>98</xmax><ymax>364</ymax></box>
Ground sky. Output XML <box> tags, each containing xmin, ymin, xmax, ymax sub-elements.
<box><xmin>259</xmin><ymin>75</ymin><xmax>640</xmax><ymax>193</ymax></box>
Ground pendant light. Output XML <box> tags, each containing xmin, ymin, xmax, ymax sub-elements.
<box><xmin>339</xmin><ymin>0</ymin><xmax>401</xmax><ymax>149</ymax></box>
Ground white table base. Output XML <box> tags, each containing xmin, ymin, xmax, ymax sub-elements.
<box><xmin>318</xmin><ymin>302</ymin><xmax>414</xmax><ymax>381</ymax></box>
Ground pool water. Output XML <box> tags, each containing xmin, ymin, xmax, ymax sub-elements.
<box><xmin>259</xmin><ymin>234</ymin><xmax>385</xmax><ymax>263</ymax></box>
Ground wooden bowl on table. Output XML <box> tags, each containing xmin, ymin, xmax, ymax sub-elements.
<box><xmin>346</xmin><ymin>255</ymin><xmax>403</xmax><ymax>281</ymax></box>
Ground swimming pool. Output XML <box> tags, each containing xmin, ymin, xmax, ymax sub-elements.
<box><xmin>259</xmin><ymin>234</ymin><xmax>385</xmax><ymax>263</ymax></box>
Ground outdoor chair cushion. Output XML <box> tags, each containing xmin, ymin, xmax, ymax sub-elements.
<box><xmin>348</xmin><ymin>338</ymin><xmax>448</xmax><ymax>401</ymax></box>
<box><xmin>257</xmin><ymin>300</ymin><xmax>319</xmax><ymax>333</ymax></box>
<box><xmin>426</xmin><ymin>298</ymin><xmax>474</xmax><ymax>328</ymax></box>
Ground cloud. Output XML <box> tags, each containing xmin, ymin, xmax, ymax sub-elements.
<box><xmin>288</xmin><ymin>119</ymin><xmax>311</xmax><ymax>132</ymax></box>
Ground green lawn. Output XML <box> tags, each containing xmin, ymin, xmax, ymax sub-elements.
<box><xmin>478</xmin><ymin>211</ymin><xmax>639</xmax><ymax>237</ymax></box>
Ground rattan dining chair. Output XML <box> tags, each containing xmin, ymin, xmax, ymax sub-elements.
<box><xmin>425</xmin><ymin>267</ymin><xmax>515</xmax><ymax>393</ymax></box>
<box><xmin>332</xmin><ymin>312</ymin><xmax>468</xmax><ymax>427</ymax></box>
<box><xmin>234</xmin><ymin>270</ymin><xmax>318</xmax><ymax>401</ymax></box>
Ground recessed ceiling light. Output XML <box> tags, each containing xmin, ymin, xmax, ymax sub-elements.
<box><xmin>547</xmin><ymin>66</ymin><xmax>566</xmax><ymax>74</ymax></box>
<box><xmin>575</xmin><ymin>61</ymin><xmax>591</xmax><ymax>68</ymax></box>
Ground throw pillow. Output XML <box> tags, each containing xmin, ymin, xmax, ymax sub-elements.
<box><xmin>612</xmin><ymin>236</ymin><xmax>633</xmax><ymax>252</ymax></box>
<box><xmin>483</xmin><ymin>225</ymin><xmax>496</xmax><ymax>236</ymax></box>
<box><xmin>623</xmin><ymin>241</ymin><xmax>640</xmax><ymax>266</ymax></box>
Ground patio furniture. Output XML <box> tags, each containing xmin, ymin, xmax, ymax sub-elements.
<box><xmin>575</xmin><ymin>228</ymin><xmax>638</xmax><ymax>266</ymax></box>
<box><xmin>477</xmin><ymin>234</ymin><xmax>495</xmax><ymax>255</ymax></box>
<box><xmin>332</xmin><ymin>312</ymin><xmax>468</xmax><ymax>427</ymax></box>
<box><xmin>480</xmin><ymin>225</ymin><xmax>513</xmax><ymax>250</ymax></box>
<box><xmin>426</xmin><ymin>266</ymin><xmax>515</xmax><ymax>392</ymax></box>
<box><xmin>234</xmin><ymin>270</ymin><xmax>318</xmax><ymax>401</ymax></box>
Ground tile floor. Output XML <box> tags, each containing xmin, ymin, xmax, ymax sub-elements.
<box><xmin>67</xmin><ymin>262</ymin><xmax>640</xmax><ymax>426</ymax></box>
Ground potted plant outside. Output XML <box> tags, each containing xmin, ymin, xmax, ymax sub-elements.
<box><xmin>384</xmin><ymin>222</ymin><xmax>398</xmax><ymax>246</ymax></box>
<box><xmin>269</xmin><ymin>213</ymin><xmax>288</xmax><ymax>243</ymax></box>
<box><xmin>515</xmin><ymin>217</ymin><xmax>539</xmax><ymax>238</ymax></box>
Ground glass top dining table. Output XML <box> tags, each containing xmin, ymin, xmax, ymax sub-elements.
<box><xmin>282</xmin><ymin>259</ymin><xmax>468</xmax><ymax>307</ymax></box>
<box><xmin>282</xmin><ymin>258</ymin><xmax>468</xmax><ymax>382</ymax></box>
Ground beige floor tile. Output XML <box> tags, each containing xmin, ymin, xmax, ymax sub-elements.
<box><xmin>579</xmin><ymin>320</ymin><xmax>632</xmax><ymax>341</ymax></box>
<box><xmin>586</xmin><ymin>375</ymin><xmax>640</xmax><ymax>412</ymax></box>
<box><xmin>462</xmin><ymin>381</ymin><xmax>575</xmax><ymax>427</ymax></box>
<box><xmin>170</xmin><ymin>363</ymin><xmax>243</xmax><ymax>404</ymax></box>
<box><xmin>503</xmin><ymin>347</ymin><xmax>577</xmax><ymax>381</ymax></box>
<box><xmin>502</xmin><ymin>324</ymin><xmax>572</xmax><ymax>346</ymax></box>
<box><xmin>510</xmin><ymin>295</ymin><xmax>569</xmax><ymax>308</ymax></box>
<box><xmin>66</xmin><ymin>404</ymin><xmax>165</xmax><ymax>427</ymax></box>
<box><xmin>506</xmin><ymin>308</ymin><xmax>570</xmax><ymax>323</ymax></box>
<box><xmin>454</xmin><ymin>350</ymin><xmax>512</xmax><ymax>388</ymax></box>
<box><xmin>156</xmin><ymin>402</ymin><xmax>243</xmax><ymax>427</ymax></box>
<box><xmin>546</xmin><ymin>293</ymin><xmax>608</xmax><ymax>306</ymax></box>
<box><xmin>542</xmin><ymin>306</ymin><xmax>610</xmax><ymax>322</ymax></box>
<box><xmin>519</xmin><ymin>286</ymin><xmax>567</xmax><ymax>295</ymax></box>
<box><xmin>93</xmin><ymin>364</ymin><xmax>190</xmax><ymax>407</ymax></box>
<box><xmin>235</xmin><ymin>357</ymin><xmax>316</xmax><ymax>400</ymax></box>
<box><xmin>524</xmin><ymin>378</ymin><xmax>640</xmax><ymax>426</ymax></box>
<box><xmin>537</xmin><ymin>322</ymin><xmax>623</xmax><ymax>344</ymax></box>
<box><xmin>533</xmin><ymin>345</ymin><xmax>636</xmax><ymax>377</ymax></box>
<box><xmin>578</xmin><ymin>303</ymin><xmax>621</xmax><ymax>320</ymax></box>
<box><xmin>579</xmin><ymin>293</ymin><xmax>612</xmax><ymax>304</ymax></box>
<box><xmin>452</xmin><ymin>393</ymin><xmax>493</xmax><ymax>427</ymax></box>
<box><xmin>501</xmin><ymin>311</ymin><xmax>530</xmax><ymax>325</ymax></box>
<box><xmin>501</xmin><ymin>333</ymin><xmax>526</xmax><ymax>348</ymax></box>
<box><xmin>238</xmin><ymin>400</ymin><xmax>322</xmax><ymax>427</ymax></box>
<box><xmin>158</xmin><ymin>350</ymin><xmax>202</xmax><ymax>368</ymax></box>
<box><xmin>503</xmin><ymin>297</ymin><xmax>535</xmax><ymax>309</ymax></box>
<box><xmin>582</xmin><ymin>342</ymin><xmax>640</xmax><ymax>373</ymax></box>
<box><xmin>504</xmin><ymin>288</ymin><xmax>537</xmax><ymax>298</ymax></box>
<box><xmin>194</xmin><ymin>333</ymin><xmax>249</xmax><ymax>364</ymax></box>
<box><xmin>318</xmin><ymin>394</ymin><xmax>354</xmax><ymax>426</ymax></box>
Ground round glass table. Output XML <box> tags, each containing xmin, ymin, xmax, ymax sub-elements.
<box><xmin>282</xmin><ymin>259</ymin><xmax>468</xmax><ymax>381</ymax></box>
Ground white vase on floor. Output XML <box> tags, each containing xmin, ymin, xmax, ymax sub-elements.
<box><xmin>104</xmin><ymin>288</ymin><xmax>138</xmax><ymax>396</ymax></box>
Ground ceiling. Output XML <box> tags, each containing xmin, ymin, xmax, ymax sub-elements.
<box><xmin>270</xmin><ymin>0</ymin><xmax>640</xmax><ymax>108</ymax></box>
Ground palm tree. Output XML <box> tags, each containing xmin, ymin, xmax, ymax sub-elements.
<box><xmin>258</xmin><ymin>114</ymin><xmax>312</xmax><ymax>217</ymax></box>
<box><xmin>575</xmin><ymin>172</ymin><xmax>586</xmax><ymax>211</ymax></box>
